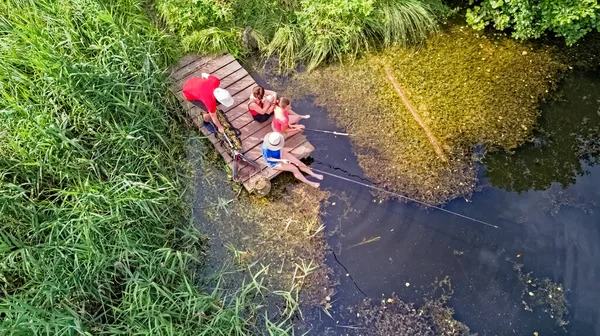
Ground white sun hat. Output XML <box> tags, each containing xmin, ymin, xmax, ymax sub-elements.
<box><xmin>264</xmin><ymin>132</ymin><xmax>284</xmax><ymax>151</ymax></box>
<box><xmin>214</xmin><ymin>88</ymin><xmax>234</xmax><ymax>107</ymax></box>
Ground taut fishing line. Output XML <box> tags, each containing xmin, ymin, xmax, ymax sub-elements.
<box><xmin>311</xmin><ymin>168</ymin><xmax>500</xmax><ymax>229</ymax></box>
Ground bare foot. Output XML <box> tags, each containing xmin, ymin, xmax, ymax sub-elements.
<box><xmin>310</xmin><ymin>173</ymin><xmax>323</xmax><ymax>180</ymax></box>
<box><xmin>303</xmin><ymin>115</ymin><xmax>311</xmax><ymax>119</ymax></box>
<box><xmin>309</xmin><ymin>181</ymin><xmax>320</xmax><ymax>188</ymax></box>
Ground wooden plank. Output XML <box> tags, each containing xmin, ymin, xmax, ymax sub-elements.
<box><xmin>212</xmin><ymin>61</ymin><xmax>243</xmax><ymax>80</ymax></box>
<box><xmin>222</xmin><ymin>75</ymin><xmax>255</xmax><ymax>97</ymax></box>
<box><xmin>230</xmin><ymin>113</ymin><xmax>255</xmax><ymax>129</ymax></box>
<box><xmin>222</xmin><ymin>86</ymin><xmax>255</xmax><ymax>116</ymax></box>
<box><xmin>199</xmin><ymin>54</ymin><xmax>236</xmax><ymax>75</ymax></box>
<box><xmin>240</xmin><ymin>117</ymin><xmax>273</xmax><ymax>142</ymax></box>
<box><xmin>174</xmin><ymin>62</ymin><xmax>245</xmax><ymax>92</ymax></box>
<box><xmin>172</xmin><ymin>54</ymin><xmax>201</xmax><ymax>73</ymax></box>
<box><xmin>172</xmin><ymin>56</ymin><xmax>213</xmax><ymax>82</ymax></box>
<box><xmin>219</xmin><ymin>70</ymin><xmax>250</xmax><ymax>93</ymax></box>
<box><xmin>226</xmin><ymin>104</ymin><xmax>250</xmax><ymax>121</ymax></box>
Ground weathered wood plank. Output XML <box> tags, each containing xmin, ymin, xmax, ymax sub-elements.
<box><xmin>220</xmin><ymin>70</ymin><xmax>250</xmax><ymax>91</ymax></box>
<box><xmin>230</xmin><ymin>113</ymin><xmax>255</xmax><ymax>129</ymax></box>
<box><xmin>171</xmin><ymin>56</ymin><xmax>214</xmax><ymax>82</ymax></box>
<box><xmin>212</xmin><ymin>61</ymin><xmax>243</xmax><ymax>80</ymax></box>
<box><xmin>240</xmin><ymin>118</ymin><xmax>273</xmax><ymax>142</ymax></box>
<box><xmin>174</xmin><ymin>62</ymin><xmax>246</xmax><ymax>93</ymax></box>
<box><xmin>172</xmin><ymin>54</ymin><xmax>200</xmax><ymax>73</ymax></box>
<box><xmin>223</xmin><ymin>75</ymin><xmax>255</xmax><ymax>97</ymax></box>
<box><xmin>199</xmin><ymin>54</ymin><xmax>236</xmax><ymax>75</ymax></box>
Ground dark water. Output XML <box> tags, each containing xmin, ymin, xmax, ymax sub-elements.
<box><xmin>254</xmin><ymin>69</ymin><xmax>600</xmax><ymax>335</ymax></box>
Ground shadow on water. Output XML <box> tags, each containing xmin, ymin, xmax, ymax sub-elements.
<box><xmin>250</xmin><ymin>65</ymin><xmax>600</xmax><ymax>335</ymax></box>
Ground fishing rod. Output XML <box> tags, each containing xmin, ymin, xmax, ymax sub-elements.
<box><xmin>310</xmin><ymin>167</ymin><xmax>500</xmax><ymax>229</ymax></box>
<box><xmin>303</xmin><ymin>128</ymin><xmax>356</xmax><ymax>137</ymax></box>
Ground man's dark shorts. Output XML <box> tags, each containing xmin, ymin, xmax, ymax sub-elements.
<box><xmin>252</xmin><ymin>113</ymin><xmax>271</xmax><ymax>123</ymax></box>
<box><xmin>190</xmin><ymin>100</ymin><xmax>209</xmax><ymax>112</ymax></box>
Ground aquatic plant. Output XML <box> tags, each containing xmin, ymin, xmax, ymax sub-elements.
<box><xmin>484</xmin><ymin>71</ymin><xmax>600</xmax><ymax>192</ymax></box>
<box><xmin>513</xmin><ymin>263</ymin><xmax>569</xmax><ymax>327</ymax></box>
<box><xmin>340</xmin><ymin>277</ymin><xmax>473</xmax><ymax>335</ymax></box>
<box><xmin>292</xmin><ymin>22</ymin><xmax>567</xmax><ymax>204</ymax></box>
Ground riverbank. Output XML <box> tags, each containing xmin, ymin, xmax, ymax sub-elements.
<box><xmin>186</xmin><ymin>136</ymin><xmax>336</xmax><ymax>330</ymax></box>
<box><xmin>289</xmin><ymin>21</ymin><xmax>598</xmax><ymax>204</ymax></box>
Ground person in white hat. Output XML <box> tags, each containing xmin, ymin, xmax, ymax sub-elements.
<box><xmin>182</xmin><ymin>73</ymin><xmax>234</xmax><ymax>133</ymax></box>
<box><xmin>261</xmin><ymin>132</ymin><xmax>323</xmax><ymax>188</ymax></box>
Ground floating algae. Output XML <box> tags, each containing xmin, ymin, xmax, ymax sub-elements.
<box><xmin>335</xmin><ymin>277</ymin><xmax>473</xmax><ymax>336</ymax></box>
<box><xmin>513</xmin><ymin>263</ymin><xmax>570</xmax><ymax>328</ymax></box>
<box><xmin>291</xmin><ymin>22</ymin><xmax>570</xmax><ymax>204</ymax></box>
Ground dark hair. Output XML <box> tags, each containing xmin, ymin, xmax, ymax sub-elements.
<box><xmin>252</xmin><ymin>86</ymin><xmax>265</xmax><ymax>100</ymax></box>
<box><xmin>279</xmin><ymin>97</ymin><xmax>291</xmax><ymax>107</ymax></box>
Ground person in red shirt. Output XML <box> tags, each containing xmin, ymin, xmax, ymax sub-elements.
<box><xmin>182</xmin><ymin>73</ymin><xmax>234</xmax><ymax>133</ymax></box>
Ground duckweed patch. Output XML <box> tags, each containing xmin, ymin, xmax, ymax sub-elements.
<box><xmin>337</xmin><ymin>278</ymin><xmax>473</xmax><ymax>335</ymax></box>
<box><xmin>483</xmin><ymin>70</ymin><xmax>600</xmax><ymax>192</ymax></box>
<box><xmin>291</xmin><ymin>23</ymin><xmax>568</xmax><ymax>204</ymax></box>
<box><xmin>513</xmin><ymin>263</ymin><xmax>569</xmax><ymax>328</ymax></box>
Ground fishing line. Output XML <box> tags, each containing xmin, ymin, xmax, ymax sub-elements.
<box><xmin>329</xmin><ymin>248</ymin><xmax>368</xmax><ymax>297</ymax></box>
<box><xmin>312</xmin><ymin>159</ymin><xmax>375</xmax><ymax>184</ymax></box>
<box><xmin>311</xmin><ymin>168</ymin><xmax>500</xmax><ymax>229</ymax></box>
<box><xmin>304</xmin><ymin>128</ymin><xmax>356</xmax><ymax>137</ymax></box>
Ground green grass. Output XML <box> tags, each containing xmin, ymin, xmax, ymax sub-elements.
<box><xmin>0</xmin><ymin>0</ymin><xmax>259</xmax><ymax>334</ymax></box>
<box><xmin>154</xmin><ymin>0</ymin><xmax>443</xmax><ymax>72</ymax></box>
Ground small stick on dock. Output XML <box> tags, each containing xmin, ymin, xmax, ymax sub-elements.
<box><xmin>384</xmin><ymin>67</ymin><xmax>448</xmax><ymax>162</ymax></box>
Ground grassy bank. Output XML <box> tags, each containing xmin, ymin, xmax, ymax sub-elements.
<box><xmin>0</xmin><ymin>0</ymin><xmax>252</xmax><ymax>334</ymax></box>
<box><xmin>188</xmin><ymin>138</ymin><xmax>334</xmax><ymax>328</ymax></box>
<box><xmin>290</xmin><ymin>22</ymin><xmax>576</xmax><ymax>204</ymax></box>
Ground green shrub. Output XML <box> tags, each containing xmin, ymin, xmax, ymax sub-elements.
<box><xmin>156</xmin><ymin>0</ymin><xmax>243</xmax><ymax>56</ymax></box>
<box><xmin>0</xmin><ymin>0</ymin><xmax>250</xmax><ymax>334</ymax></box>
<box><xmin>466</xmin><ymin>0</ymin><xmax>600</xmax><ymax>45</ymax></box>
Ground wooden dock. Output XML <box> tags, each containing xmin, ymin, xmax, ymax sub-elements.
<box><xmin>170</xmin><ymin>54</ymin><xmax>315</xmax><ymax>193</ymax></box>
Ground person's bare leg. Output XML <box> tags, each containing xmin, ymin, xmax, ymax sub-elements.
<box><xmin>283</xmin><ymin>152</ymin><xmax>323</xmax><ymax>180</ymax></box>
<box><xmin>275</xmin><ymin>163</ymin><xmax>320</xmax><ymax>188</ymax></box>
<box><xmin>289</xmin><ymin>109</ymin><xmax>309</xmax><ymax>119</ymax></box>
<box><xmin>203</xmin><ymin>113</ymin><xmax>211</xmax><ymax>122</ymax></box>
<box><xmin>288</xmin><ymin>113</ymin><xmax>301</xmax><ymax>126</ymax></box>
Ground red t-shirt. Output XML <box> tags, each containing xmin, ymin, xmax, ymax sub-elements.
<box><xmin>182</xmin><ymin>75</ymin><xmax>220</xmax><ymax>113</ymax></box>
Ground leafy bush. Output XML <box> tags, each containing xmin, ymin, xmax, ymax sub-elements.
<box><xmin>0</xmin><ymin>0</ymin><xmax>250</xmax><ymax>334</ymax></box>
<box><xmin>156</xmin><ymin>0</ymin><xmax>243</xmax><ymax>56</ymax></box>
<box><xmin>466</xmin><ymin>0</ymin><xmax>600</xmax><ymax>45</ymax></box>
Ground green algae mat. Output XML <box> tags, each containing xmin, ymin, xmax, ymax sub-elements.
<box><xmin>290</xmin><ymin>24</ymin><xmax>592</xmax><ymax>204</ymax></box>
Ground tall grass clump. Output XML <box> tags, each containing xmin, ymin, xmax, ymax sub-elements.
<box><xmin>0</xmin><ymin>0</ymin><xmax>252</xmax><ymax>334</ymax></box>
<box><xmin>155</xmin><ymin>0</ymin><xmax>441</xmax><ymax>71</ymax></box>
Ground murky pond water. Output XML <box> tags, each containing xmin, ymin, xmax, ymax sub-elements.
<box><xmin>252</xmin><ymin>69</ymin><xmax>600</xmax><ymax>334</ymax></box>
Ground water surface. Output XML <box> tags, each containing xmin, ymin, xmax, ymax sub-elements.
<box><xmin>263</xmin><ymin>70</ymin><xmax>600</xmax><ymax>335</ymax></box>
